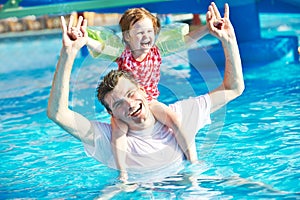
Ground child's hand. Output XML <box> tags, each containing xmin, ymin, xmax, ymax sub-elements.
<box><xmin>111</xmin><ymin>117</ymin><xmax>128</xmax><ymax>135</ymax></box>
<box><xmin>119</xmin><ymin>170</ymin><xmax>128</xmax><ymax>183</ymax></box>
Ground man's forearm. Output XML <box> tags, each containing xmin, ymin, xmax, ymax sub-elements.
<box><xmin>47</xmin><ymin>47</ymin><xmax>78</xmax><ymax>120</ymax></box>
<box><xmin>222</xmin><ymin>38</ymin><xmax>244</xmax><ymax>95</ymax></box>
<box><xmin>208</xmin><ymin>37</ymin><xmax>244</xmax><ymax>113</ymax></box>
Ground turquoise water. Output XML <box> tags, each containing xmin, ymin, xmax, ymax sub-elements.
<box><xmin>1</xmin><ymin>15</ymin><xmax>300</xmax><ymax>199</ymax></box>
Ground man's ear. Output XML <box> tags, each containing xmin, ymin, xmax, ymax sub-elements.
<box><xmin>107</xmin><ymin>110</ymin><xmax>113</xmax><ymax>116</ymax></box>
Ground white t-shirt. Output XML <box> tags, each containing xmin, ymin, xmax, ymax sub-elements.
<box><xmin>84</xmin><ymin>94</ymin><xmax>211</xmax><ymax>175</ymax></box>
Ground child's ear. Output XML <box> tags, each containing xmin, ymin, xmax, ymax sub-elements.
<box><xmin>123</xmin><ymin>31</ymin><xmax>130</xmax><ymax>43</ymax></box>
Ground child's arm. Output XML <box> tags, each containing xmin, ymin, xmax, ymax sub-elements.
<box><xmin>149</xmin><ymin>101</ymin><xmax>198</xmax><ymax>162</ymax></box>
<box><xmin>156</xmin><ymin>22</ymin><xmax>208</xmax><ymax>57</ymax></box>
<box><xmin>86</xmin><ymin>37</ymin><xmax>105</xmax><ymax>55</ymax></box>
<box><xmin>111</xmin><ymin>117</ymin><xmax>129</xmax><ymax>182</ymax></box>
<box><xmin>185</xmin><ymin>24</ymin><xmax>209</xmax><ymax>46</ymax></box>
<box><xmin>86</xmin><ymin>27</ymin><xmax>124</xmax><ymax>60</ymax></box>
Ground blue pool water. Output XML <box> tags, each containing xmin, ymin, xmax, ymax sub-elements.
<box><xmin>1</xmin><ymin>15</ymin><xmax>300</xmax><ymax>199</ymax></box>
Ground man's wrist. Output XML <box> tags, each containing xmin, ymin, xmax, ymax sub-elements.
<box><xmin>221</xmin><ymin>36</ymin><xmax>238</xmax><ymax>49</ymax></box>
<box><xmin>60</xmin><ymin>47</ymin><xmax>78</xmax><ymax>59</ymax></box>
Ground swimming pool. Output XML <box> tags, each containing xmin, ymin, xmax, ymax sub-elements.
<box><xmin>1</xmin><ymin>15</ymin><xmax>299</xmax><ymax>199</ymax></box>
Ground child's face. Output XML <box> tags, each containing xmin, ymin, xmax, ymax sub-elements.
<box><xmin>126</xmin><ymin>17</ymin><xmax>156</xmax><ymax>53</ymax></box>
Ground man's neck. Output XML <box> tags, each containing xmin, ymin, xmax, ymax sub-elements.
<box><xmin>128</xmin><ymin>112</ymin><xmax>156</xmax><ymax>131</ymax></box>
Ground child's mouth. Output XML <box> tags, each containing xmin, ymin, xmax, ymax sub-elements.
<box><xmin>140</xmin><ymin>42</ymin><xmax>151</xmax><ymax>48</ymax></box>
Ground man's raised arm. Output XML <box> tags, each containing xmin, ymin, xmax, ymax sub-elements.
<box><xmin>47</xmin><ymin>15</ymin><xmax>95</xmax><ymax>146</ymax></box>
<box><xmin>207</xmin><ymin>3</ymin><xmax>245</xmax><ymax>113</ymax></box>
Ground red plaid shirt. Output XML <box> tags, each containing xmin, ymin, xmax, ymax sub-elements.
<box><xmin>116</xmin><ymin>46</ymin><xmax>162</xmax><ymax>101</ymax></box>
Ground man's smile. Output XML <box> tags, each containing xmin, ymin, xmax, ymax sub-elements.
<box><xmin>129</xmin><ymin>103</ymin><xmax>143</xmax><ymax>118</ymax></box>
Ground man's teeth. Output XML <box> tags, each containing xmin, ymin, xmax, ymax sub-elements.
<box><xmin>130</xmin><ymin>104</ymin><xmax>142</xmax><ymax>116</ymax></box>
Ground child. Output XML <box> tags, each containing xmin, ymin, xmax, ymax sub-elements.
<box><xmin>70</xmin><ymin>8</ymin><xmax>208</xmax><ymax>182</ymax></box>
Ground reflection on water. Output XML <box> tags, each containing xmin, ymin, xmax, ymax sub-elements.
<box><xmin>96</xmin><ymin>161</ymin><xmax>299</xmax><ymax>200</ymax></box>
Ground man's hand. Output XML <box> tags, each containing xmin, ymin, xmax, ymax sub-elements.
<box><xmin>206</xmin><ymin>2</ymin><xmax>236</xmax><ymax>44</ymax></box>
<box><xmin>47</xmin><ymin>14</ymin><xmax>95</xmax><ymax>146</ymax></box>
<box><xmin>207</xmin><ymin>3</ymin><xmax>244</xmax><ymax>113</ymax></box>
<box><xmin>60</xmin><ymin>15</ymin><xmax>88</xmax><ymax>52</ymax></box>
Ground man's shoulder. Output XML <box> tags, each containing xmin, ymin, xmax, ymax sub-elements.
<box><xmin>168</xmin><ymin>94</ymin><xmax>211</xmax><ymax>122</ymax></box>
<box><xmin>91</xmin><ymin>120</ymin><xmax>112</xmax><ymax>135</ymax></box>
<box><xmin>168</xmin><ymin>94</ymin><xmax>211</xmax><ymax>132</ymax></box>
<box><xmin>169</xmin><ymin>94</ymin><xmax>210</xmax><ymax>109</ymax></box>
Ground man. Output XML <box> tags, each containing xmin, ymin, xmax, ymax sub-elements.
<box><xmin>47</xmin><ymin>2</ymin><xmax>244</xmax><ymax>181</ymax></box>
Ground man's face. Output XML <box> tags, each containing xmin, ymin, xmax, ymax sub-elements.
<box><xmin>104</xmin><ymin>77</ymin><xmax>153</xmax><ymax>130</ymax></box>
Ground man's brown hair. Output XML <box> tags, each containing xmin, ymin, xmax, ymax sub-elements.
<box><xmin>97</xmin><ymin>70</ymin><xmax>138</xmax><ymax>113</ymax></box>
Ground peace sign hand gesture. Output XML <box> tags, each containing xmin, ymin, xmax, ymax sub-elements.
<box><xmin>60</xmin><ymin>15</ymin><xmax>88</xmax><ymax>53</ymax></box>
<box><xmin>206</xmin><ymin>2</ymin><xmax>236</xmax><ymax>44</ymax></box>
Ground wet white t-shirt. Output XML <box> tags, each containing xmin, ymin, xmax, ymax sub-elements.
<box><xmin>84</xmin><ymin>94</ymin><xmax>211</xmax><ymax>175</ymax></box>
